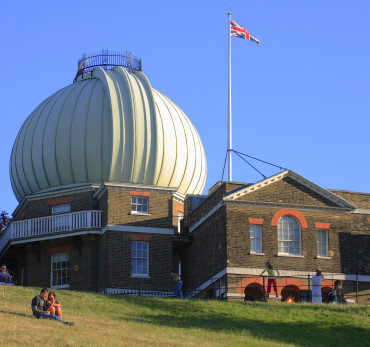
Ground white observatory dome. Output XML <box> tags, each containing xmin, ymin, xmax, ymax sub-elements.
<box><xmin>10</xmin><ymin>65</ymin><xmax>207</xmax><ymax>201</ymax></box>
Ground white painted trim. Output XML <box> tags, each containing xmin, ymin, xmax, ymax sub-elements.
<box><xmin>249</xmin><ymin>252</ymin><xmax>265</xmax><ymax>256</ymax></box>
<box><xmin>102</xmin><ymin>225</ymin><xmax>174</xmax><ymax>235</ymax></box>
<box><xmin>277</xmin><ymin>253</ymin><xmax>304</xmax><ymax>258</ymax></box>
<box><xmin>353</xmin><ymin>208</ymin><xmax>370</xmax><ymax>215</ymax></box>
<box><xmin>94</xmin><ymin>182</ymin><xmax>177</xmax><ymax>199</ymax></box>
<box><xmin>225</xmin><ymin>170</ymin><xmax>356</xmax><ymax>210</ymax></box>
<box><xmin>192</xmin><ymin>268</ymin><xmax>227</xmax><ymax>293</ymax></box>
<box><xmin>173</xmin><ymin>192</ymin><xmax>185</xmax><ymax>204</ymax></box>
<box><xmin>11</xmin><ymin>230</ymin><xmax>101</xmax><ymax>245</ymax></box>
<box><xmin>189</xmin><ymin>202</ymin><xmax>223</xmax><ymax>233</ymax></box>
<box><xmin>224</xmin><ymin>199</ymin><xmax>352</xmax><ymax>214</ymax></box>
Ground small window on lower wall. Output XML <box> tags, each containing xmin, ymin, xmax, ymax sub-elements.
<box><xmin>51</xmin><ymin>252</ymin><xmax>70</xmax><ymax>288</ymax></box>
<box><xmin>317</xmin><ymin>229</ymin><xmax>328</xmax><ymax>257</ymax></box>
<box><xmin>250</xmin><ymin>225</ymin><xmax>262</xmax><ymax>253</ymax></box>
<box><xmin>131</xmin><ymin>241</ymin><xmax>149</xmax><ymax>277</ymax></box>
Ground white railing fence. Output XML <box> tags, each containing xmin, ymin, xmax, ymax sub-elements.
<box><xmin>0</xmin><ymin>210</ymin><xmax>102</xmax><ymax>255</ymax></box>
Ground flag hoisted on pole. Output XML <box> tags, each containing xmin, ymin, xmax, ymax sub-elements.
<box><xmin>227</xmin><ymin>11</ymin><xmax>259</xmax><ymax>181</ymax></box>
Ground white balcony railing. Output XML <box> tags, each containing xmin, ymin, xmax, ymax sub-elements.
<box><xmin>0</xmin><ymin>210</ymin><xmax>102</xmax><ymax>256</ymax></box>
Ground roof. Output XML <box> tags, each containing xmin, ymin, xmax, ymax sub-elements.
<box><xmin>225</xmin><ymin>170</ymin><xmax>357</xmax><ymax>210</ymax></box>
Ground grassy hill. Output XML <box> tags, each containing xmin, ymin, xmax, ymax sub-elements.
<box><xmin>0</xmin><ymin>285</ymin><xmax>369</xmax><ymax>346</ymax></box>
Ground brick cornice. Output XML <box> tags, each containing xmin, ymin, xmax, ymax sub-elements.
<box><xmin>271</xmin><ymin>209</ymin><xmax>308</xmax><ymax>229</ymax></box>
<box><xmin>314</xmin><ymin>222</ymin><xmax>330</xmax><ymax>229</ymax></box>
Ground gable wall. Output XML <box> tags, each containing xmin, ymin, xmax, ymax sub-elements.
<box><xmin>236</xmin><ymin>177</ymin><xmax>339</xmax><ymax>208</ymax></box>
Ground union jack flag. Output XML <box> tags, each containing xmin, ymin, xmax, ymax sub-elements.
<box><xmin>230</xmin><ymin>19</ymin><xmax>260</xmax><ymax>44</ymax></box>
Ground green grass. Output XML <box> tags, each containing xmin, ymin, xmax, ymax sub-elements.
<box><xmin>0</xmin><ymin>285</ymin><xmax>369</xmax><ymax>346</ymax></box>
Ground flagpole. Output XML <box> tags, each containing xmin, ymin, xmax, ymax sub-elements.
<box><xmin>228</xmin><ymin>10</ymin><xmax>232</xmax><ymax>181</ymax></box>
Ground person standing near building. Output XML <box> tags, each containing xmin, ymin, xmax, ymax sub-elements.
<box><xmin>311</xmin><ymin>269</ymin><xmax>324</xmax><ymax>303</ymax></box>
<box><xmin>333</xmin><ymin>280</ymin><xmax>346</xmax><ymax>304</ymax></box>
<box><xmin>170</xmin><ymin>271</ymin><xmax>183</xmax><ymax>298</ymax></box>
<box><xmin>259</xmin><ymin>262</ymin><xmax>280</xmax><ymax>298</ymax></box>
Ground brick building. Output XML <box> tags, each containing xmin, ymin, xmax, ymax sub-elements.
<box><xmin>181</xmin><ymin>170</ymin><xmax>370</xmax><ymax>302</ymax></box>
<box><xmin>1</xmin><ymin>55</ymin><xmax>369</xmax><ymax>301</ymax></box>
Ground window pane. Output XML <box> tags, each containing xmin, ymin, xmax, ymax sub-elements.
<box><xmin>131</xmin><ymin>241</ymin><xmax>148</xmax><ymax>275</ymax></box>
<box><xmin>51</xmin><ymin>252</ymin><xmax>70</xmax><ymax>287</ymax></box>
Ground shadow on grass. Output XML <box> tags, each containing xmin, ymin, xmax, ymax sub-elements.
<box><xmin>114</xmin><ymin>297</ymin><xmax>369</xmax><ymax>347</ymax></box>
<box><xmin>0</xmin><ymin>310</ymin><xmax>30</xmax><ymax>319</ymax></box>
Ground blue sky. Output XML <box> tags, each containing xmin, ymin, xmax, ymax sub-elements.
<box><xmin>1</xmin><ymin>1</ymin><xmax>369</xmax><ymax>215</ymax></box>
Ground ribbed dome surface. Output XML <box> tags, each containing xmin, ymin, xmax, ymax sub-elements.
<box><xmin>10</xmin><ymin>67</ymin><xmax>207</xmax><ymax>201</ymax></box>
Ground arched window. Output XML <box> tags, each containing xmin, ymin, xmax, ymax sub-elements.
<box><xmin>278</xmin><ymin>216</ymin><xmax>301</xmax><ymax>255</ymax></box>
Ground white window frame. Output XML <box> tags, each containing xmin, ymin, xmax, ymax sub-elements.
<box><xmin>131</xmin><ymin>241</ymin><xmax>149</xmax><ymax>277</ymax></box>
<box><xmin>50</xmin><ymin>252</ymin><xmax>70</xmax><ymax>289</ymax></box>
<box><xmin>277</xmin><ymin>216</ymin><xmax>302</xmax><ymax>256</ymax></box>
<box><xmin>250</xmin><ymin>224</ymin><xmax>263</xmax><ymax>254</ymax></box>
<box><xmin>177</xmin><ymin>212</ymin><xmax>184</xmax><ymax>234</ymax></box>
<box><xmin>52</xmin><ymin>203</ymin><xmax>71</xmax><ymax>215</ymax></box>
<box><xmin>317</xmin><ymin>229</ymin><xmax>329</xmax><ymax>257</ymax></box>
<box><xmin>131</xmin><ymin>196</ymin><xmax>149</xmax><ymax>214</ymax></box>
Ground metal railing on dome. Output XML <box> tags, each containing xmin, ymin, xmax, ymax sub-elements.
<box><xmin>74</xmin><ymin>50</ymin><xmax>142</xmax><ymax>81</ymax></box>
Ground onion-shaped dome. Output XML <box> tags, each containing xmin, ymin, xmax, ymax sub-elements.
<box><xmin>10</xmin><ymin>66</ymin><xmax>207</xmax><ymax>201</ymax></box>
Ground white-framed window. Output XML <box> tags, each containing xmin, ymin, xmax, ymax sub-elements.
<box><xmin>131</xmin><ymin>241</ymin><xmax>149</xmax><ymax>276</ymax></box>
<box><xmin>51</xmin><ymin>252</ymin><xmax>70</xmax><ymax>288</ymax></box>
<box><xmin>177</xmin><ymin>212</ymin><xmax>184</xmax><ymax>234</ymax></box>
<box><xmin>131</xmin><ymin>197</ymin><xmax>149</xmax><ymax>214</ymax></box>
<box><xmin>52</xmin><ymin>203</ymin><xmax>71</xmax><ymax>215</ymax></box>
<box><xmin>317</xmin><ymin>229</ymin><xmax>328</xmax><ymax>257</ymax></box>
<box><xmin>250</xmin><ymin>224</ymin><xmax>262</xmax><ymax>253</ymax></box>
<box><xmin>278</xmin><ymin>216</ymin><xmax>301</xmax><ymax>255</ymax></box>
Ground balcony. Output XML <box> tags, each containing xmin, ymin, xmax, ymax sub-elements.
<box><xmin>0</xmin><ymin>210</ymin><xmax>102</xmax><ymax>257</ymax></box>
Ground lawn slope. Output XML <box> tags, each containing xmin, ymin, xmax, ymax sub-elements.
<box><xmin>0</xmin><ymin>286</ymin><xmax>368</xmax><ymax>346</ymax></box>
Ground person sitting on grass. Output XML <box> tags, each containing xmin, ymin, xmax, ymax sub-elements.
<box><xmin>46</xmin><ymin>291</ymin><xmax>63</xmax><ymax>319</ymax></box>
<box><xmin>31</xmin><ymin>288</ymin><xmax>73</xmax><ymax>325</ymax></box>
<box><xmin>0</xmin><ymin>265</ymin><xmax>12</xmax><ymax>285</ymax></box>
<box><xmin>259</xmin><ymin>262</ymin><xmax>280</xmax><ymax>298</ymax></box>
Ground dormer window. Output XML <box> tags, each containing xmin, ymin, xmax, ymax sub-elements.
<box><xmin>52</xmin><ymin>203</ymin><xmax>71</xmax><ymax>215</ymax></box>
